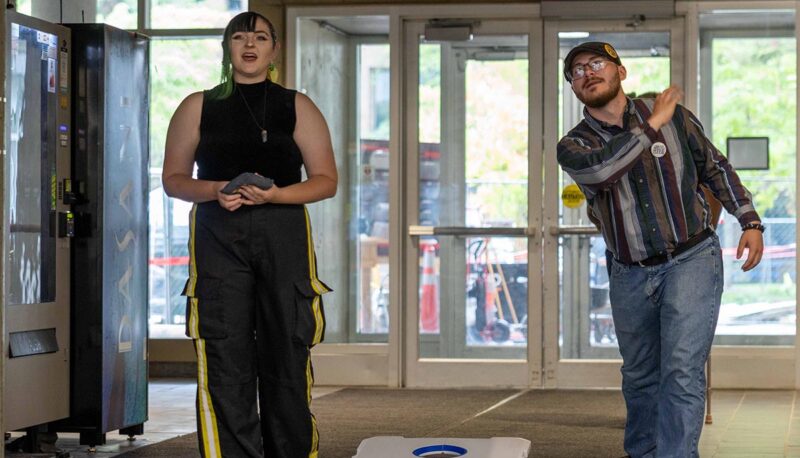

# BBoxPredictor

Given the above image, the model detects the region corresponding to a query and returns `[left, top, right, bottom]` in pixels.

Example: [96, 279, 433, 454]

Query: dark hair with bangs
[210, 12, 278, 100]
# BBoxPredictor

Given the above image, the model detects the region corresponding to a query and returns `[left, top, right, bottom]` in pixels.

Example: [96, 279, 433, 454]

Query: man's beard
[577, 74, 622, 108]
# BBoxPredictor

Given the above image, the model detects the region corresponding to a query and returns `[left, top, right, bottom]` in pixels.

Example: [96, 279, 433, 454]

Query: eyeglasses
[570, 59, 609, 81]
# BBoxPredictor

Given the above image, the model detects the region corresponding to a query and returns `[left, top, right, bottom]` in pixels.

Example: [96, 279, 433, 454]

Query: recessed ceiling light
[559, 32, 590, 39]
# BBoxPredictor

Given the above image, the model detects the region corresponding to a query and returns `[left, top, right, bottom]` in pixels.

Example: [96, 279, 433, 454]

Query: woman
[162, 11, 337, 458]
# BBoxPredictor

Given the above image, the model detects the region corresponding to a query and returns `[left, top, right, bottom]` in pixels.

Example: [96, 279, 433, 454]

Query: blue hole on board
[412, 444, 468, 457]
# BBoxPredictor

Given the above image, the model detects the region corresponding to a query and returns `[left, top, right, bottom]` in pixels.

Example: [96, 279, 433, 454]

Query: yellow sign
[561, 184, 586, 209]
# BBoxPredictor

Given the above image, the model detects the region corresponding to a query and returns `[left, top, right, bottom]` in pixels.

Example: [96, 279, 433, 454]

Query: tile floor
[6, 379, 342, 458]
[6, 382, 800, 457]
[698, 390, 799, 457]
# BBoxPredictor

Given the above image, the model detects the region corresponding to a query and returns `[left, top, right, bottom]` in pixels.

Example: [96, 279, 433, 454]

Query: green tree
[623, 57, 670, 96]
[419, 44, 441, 144]
[150, 38, 222, 170]
[712, 38, 796, 217]
[466, 59, 529, 226]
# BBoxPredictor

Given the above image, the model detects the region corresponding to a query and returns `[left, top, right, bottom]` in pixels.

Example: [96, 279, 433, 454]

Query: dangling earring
[268, 62, 278, 81]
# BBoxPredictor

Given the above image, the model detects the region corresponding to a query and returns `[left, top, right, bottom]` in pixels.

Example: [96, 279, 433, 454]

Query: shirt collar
[583, 97, 637, 136]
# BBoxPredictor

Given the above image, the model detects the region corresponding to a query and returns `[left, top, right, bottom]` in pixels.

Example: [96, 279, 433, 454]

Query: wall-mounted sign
[726, 137, 769, 170]
[561, 183, 586, 209]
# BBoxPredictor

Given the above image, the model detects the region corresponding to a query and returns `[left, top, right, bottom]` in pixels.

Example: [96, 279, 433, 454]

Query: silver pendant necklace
[237, 81, 268, 143]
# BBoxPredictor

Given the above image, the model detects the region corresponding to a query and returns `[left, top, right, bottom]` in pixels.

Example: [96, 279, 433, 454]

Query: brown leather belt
[631, 228, 715, 267]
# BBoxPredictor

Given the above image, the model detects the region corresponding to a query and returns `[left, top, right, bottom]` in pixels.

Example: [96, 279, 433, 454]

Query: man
[557, 42, 764, 458]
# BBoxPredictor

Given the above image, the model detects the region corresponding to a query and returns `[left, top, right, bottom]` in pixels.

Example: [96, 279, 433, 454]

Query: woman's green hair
[208, 11, 278, 100]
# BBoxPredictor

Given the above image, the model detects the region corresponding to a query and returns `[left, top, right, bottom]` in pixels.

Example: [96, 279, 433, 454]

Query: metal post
[705, 356, 713, 424]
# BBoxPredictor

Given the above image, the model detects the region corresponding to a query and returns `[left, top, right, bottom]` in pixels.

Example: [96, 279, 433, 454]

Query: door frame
[283, 2, 800, 390]
[681, 0, 799, 389]
[401, 17, 543, 387]
[542, 17, 686, 388]
[284, 3, 540, 388]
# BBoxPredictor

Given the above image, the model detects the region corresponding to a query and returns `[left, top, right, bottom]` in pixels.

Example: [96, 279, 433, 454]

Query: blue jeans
[609, 235, 722, 458]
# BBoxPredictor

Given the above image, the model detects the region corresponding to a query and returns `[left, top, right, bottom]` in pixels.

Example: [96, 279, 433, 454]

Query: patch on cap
[604, 43, 618, 59]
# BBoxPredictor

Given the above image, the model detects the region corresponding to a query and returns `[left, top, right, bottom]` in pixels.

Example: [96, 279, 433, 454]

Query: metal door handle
[408, 225, 533, 236]
[548, 225, 601, 236]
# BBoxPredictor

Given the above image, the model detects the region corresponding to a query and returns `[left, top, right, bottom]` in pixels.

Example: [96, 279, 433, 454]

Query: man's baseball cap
[563, 41, 622, 82]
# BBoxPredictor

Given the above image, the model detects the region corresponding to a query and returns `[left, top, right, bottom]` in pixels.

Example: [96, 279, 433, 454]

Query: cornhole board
[353, 437, 531, 457]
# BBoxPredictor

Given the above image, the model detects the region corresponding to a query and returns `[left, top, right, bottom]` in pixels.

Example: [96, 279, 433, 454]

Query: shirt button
[645, 203, 650, 208]
[652, 228, 656, 232]
[639, 179, 643, 183]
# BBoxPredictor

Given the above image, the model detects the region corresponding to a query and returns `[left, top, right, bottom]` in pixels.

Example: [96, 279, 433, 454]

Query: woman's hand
[216, 182, 246, 211]
[237, 184, 280, 205]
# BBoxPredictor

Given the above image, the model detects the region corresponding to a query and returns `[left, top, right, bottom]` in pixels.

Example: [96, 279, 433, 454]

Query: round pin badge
[604, 43, 618, 59]
[651, 142, 667, 158]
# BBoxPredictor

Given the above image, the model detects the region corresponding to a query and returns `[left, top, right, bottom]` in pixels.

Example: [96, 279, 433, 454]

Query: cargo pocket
[293, 279, 332, 347]
[182, 277, 227, 339]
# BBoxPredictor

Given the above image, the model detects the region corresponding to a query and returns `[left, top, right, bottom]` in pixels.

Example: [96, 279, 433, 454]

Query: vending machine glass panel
[7, 21, 59, 306]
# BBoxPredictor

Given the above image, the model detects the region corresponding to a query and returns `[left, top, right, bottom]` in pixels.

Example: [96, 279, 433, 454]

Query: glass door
[404, 19, 542, 387]
[542, 18, 685, 387]
[698, 9, 796, 347]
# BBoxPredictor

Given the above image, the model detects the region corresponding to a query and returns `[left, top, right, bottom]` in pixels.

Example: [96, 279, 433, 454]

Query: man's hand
[648, 85, 683, 131]
[737, 224, 764, 272]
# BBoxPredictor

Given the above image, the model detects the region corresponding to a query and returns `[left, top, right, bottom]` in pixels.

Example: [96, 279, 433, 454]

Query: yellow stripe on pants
[194, 336, 222, 458]
[303, 207, 328, 344]
[306, 357, 319, 457]
[303, 207, 322, 458]
[188, 204, 222, 458]
[185, 204, 199, 296]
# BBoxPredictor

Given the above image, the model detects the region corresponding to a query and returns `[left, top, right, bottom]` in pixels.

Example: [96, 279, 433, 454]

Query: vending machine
[4, 14, 149, 451]
[3, 9, 73, 431]
[51, 23, 150, 447]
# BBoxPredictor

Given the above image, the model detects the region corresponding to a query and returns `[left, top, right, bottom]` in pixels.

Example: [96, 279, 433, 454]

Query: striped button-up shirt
[557, 97, 759, 264]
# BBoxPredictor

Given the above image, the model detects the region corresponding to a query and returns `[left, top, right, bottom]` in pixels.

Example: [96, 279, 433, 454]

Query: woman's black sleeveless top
[195, 80, 303, 187]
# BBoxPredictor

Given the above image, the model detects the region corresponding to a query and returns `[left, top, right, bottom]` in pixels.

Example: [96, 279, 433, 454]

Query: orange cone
[419, 241, 439, 333]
